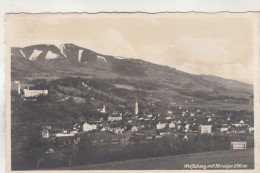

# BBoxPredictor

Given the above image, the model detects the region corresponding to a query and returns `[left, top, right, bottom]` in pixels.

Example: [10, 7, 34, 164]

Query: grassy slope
[64, 148, 254, 170]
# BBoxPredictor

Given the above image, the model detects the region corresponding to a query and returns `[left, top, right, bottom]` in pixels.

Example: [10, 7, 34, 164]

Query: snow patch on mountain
[45, 51, 60, 60]
[97, 55, 107, 62]
[20, 49, 26, 58]
[78, 49, 84, 62]
[114, 56, 126, 59]
[59, 44, 67, 58]
[29, 49, 43, 61]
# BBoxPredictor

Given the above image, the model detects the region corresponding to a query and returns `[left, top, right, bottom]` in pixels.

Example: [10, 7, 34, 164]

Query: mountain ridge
[11, 43, 251, 84]
[11, 43, 253, 111]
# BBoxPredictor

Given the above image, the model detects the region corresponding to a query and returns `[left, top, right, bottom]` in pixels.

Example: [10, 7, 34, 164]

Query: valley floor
[60, 148, 254, 170]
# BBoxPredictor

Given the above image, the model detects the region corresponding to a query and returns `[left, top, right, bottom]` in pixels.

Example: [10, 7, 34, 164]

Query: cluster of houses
[15, 82, 253, 137]
[16, 83, 252, 147]
[14, 82, 253, 152]
[41, 103, 254, 142]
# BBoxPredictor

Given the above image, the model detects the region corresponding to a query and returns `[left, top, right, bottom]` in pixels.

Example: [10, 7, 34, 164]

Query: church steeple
[135, 99, 138, 115]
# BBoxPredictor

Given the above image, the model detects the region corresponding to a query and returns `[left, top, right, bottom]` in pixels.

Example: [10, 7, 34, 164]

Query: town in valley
[11, 68, 254, 169]
[10, 41, 254, 170]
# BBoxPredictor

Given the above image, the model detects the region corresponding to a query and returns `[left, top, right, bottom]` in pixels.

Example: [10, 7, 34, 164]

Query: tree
[18, 126, 51, 169]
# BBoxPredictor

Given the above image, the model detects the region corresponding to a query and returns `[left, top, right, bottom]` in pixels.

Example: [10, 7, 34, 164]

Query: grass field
[63, 148, 254, 170]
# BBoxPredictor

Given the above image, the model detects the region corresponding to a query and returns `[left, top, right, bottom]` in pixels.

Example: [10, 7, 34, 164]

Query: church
[135, 99, 138, 115]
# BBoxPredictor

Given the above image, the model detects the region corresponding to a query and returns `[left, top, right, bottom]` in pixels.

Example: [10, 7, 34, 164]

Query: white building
[248, 126, 254, 133]
[160, 131, 170, 136]
[23, 89, 48, 97]
[231, 141, 247, 150]
[114, 128, 124, 134]
[97, 106, 106, 113]
[216, 124, 229, 132]
[131, 126, 138, 132]
[199, 125, 212, 134]
[147, 114, 153, 118]
[183, 135, 188, 141]
[100, 106, 106, 113]
[41, 126, 51, 138]
[55, 133, 75, 137]
[101, 127, 107, 132]
[41, 130, 50, 139]
[169, 122, 176, 129]
[218, 127, 229, 132]
[232, 123, 242, 127]
[185, 124, 190, 131]
[83, 122, 97, 132]
[70, 130, 78, 134]
[156, 122, 166, 130]
[108, 114, 122, 121]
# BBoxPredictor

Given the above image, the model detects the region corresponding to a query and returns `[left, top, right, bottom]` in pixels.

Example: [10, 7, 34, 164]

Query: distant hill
[11, 43, 253, 111]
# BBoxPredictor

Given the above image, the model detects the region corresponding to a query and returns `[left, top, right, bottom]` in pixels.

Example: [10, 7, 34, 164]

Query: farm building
[199, 125, 212, 134]
[83, 122, 97, 132]
[231, 141, 247, 150]
[216, 124, 229, 132]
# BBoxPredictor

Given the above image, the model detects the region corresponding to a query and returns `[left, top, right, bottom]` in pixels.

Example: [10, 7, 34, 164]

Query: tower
[15, 81, 20, 95]
[101, 106, 106, 114]
[135, 99, 138, 115]
[18, 83, 21, 95]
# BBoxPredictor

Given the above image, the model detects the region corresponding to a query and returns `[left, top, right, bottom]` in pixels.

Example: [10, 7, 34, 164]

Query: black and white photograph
[5, 13, 257, 170]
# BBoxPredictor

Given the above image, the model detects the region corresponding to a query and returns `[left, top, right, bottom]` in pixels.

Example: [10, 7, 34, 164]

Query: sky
[5, 13, 255, 84]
